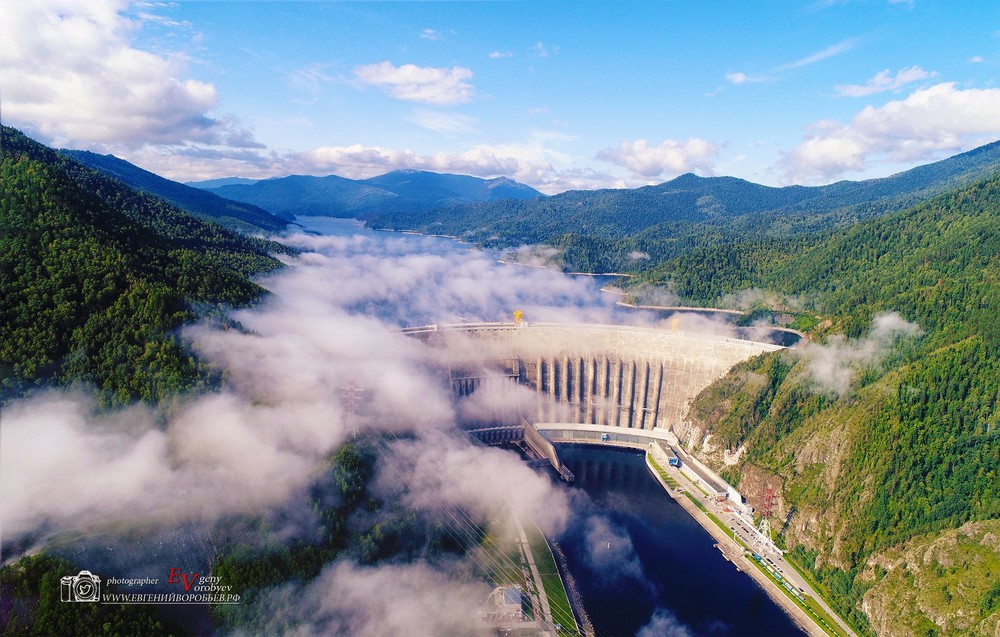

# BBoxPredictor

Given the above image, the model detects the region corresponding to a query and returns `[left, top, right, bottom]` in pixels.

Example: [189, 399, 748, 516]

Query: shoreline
[495, 259, 635, 278]
[615, 300, 746, 315]
[548, 539, 594, 637]
[615, 300, 808, 342]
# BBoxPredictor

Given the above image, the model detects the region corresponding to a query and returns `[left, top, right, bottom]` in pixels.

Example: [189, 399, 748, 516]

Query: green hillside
[62, 149, 291, 232]
[681, 176, 1000, 635]
[0, 127, 286, 403]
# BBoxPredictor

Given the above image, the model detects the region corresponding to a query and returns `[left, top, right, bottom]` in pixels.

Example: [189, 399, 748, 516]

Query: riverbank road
[652, 458, 858, 637]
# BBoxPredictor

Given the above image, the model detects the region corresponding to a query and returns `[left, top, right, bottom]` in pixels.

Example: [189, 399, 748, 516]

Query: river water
[556, 445, 804, 637]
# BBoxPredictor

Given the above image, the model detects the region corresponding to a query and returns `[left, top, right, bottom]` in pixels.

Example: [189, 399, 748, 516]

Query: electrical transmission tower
[753, 484, 777, 554]
[339, 381, 366, 437]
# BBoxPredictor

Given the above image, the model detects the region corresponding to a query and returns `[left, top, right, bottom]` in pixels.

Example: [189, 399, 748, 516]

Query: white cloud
[353, 61, 475, 105]
[727, 37, 858, 86]
[580, 516, 643, 583]
[834, 66, 935, 97]
[725, 71, 766, 85]
[122, 135, 622, 194]
[419, 28, 442, 41]
[781, 38, 858, 70]
[0, 0, 259, 150]
[637, 609, 694, 637]
[117, 144, 279, 183]
[408, 110, 479, 134]
[291, 133, 625, 193]
[297, 144, 520, 180]
[804, 312, 921, 396]
[531, 41, 553, 58]
[968, 55, 986, 63]
[488, 50, 513, 59]
[596, 138, 720, 179]
[534, 167, 631, 193]
[287, 63, 335, 97]
[782, 82, 1000, 183]
[262, 561, 489, 637]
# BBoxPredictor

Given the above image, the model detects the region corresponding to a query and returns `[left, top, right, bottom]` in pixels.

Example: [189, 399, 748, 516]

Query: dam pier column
[648, 361, 663, 430]
[596, 356, 608, 426]
[546, 356, 557, 422]
[535, 356, 544, 423]
[621, 359, 636, 428]
[634, 360, 649, 429]
[576, 356, 584, 419]
[560, 355, 570, 406]
[583, 356, 596, 424]
[608, 358, 622, 427]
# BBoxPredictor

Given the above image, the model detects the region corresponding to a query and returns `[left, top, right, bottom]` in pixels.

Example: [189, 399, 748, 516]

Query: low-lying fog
[1, 217, 778, 635]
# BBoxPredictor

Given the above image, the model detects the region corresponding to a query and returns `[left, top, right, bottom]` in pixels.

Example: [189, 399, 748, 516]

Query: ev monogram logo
[167, 567, 200, 592]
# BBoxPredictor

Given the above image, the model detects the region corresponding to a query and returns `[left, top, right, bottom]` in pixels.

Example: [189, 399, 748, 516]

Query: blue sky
[2, 1, 998, 192]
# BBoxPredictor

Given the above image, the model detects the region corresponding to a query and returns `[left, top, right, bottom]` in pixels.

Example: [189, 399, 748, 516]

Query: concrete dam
[404, 322, 784, 441]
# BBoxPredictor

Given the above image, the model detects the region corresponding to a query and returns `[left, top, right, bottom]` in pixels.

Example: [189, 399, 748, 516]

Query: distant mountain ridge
[186, 176, 258, 189]
[197, 169, 544, 218]
[62, 150, 290, 233]
[360, 139, 1000, 257]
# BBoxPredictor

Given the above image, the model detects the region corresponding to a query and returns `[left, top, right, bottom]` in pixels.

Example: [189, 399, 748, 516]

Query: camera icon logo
[60, 570, 101, 602]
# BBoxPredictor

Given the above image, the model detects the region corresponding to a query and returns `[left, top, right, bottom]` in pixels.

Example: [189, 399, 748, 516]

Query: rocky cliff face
[858, 520, 1000, 637]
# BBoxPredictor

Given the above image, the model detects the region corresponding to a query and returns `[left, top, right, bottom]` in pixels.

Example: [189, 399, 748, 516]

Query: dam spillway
[404, 322, 784, 436]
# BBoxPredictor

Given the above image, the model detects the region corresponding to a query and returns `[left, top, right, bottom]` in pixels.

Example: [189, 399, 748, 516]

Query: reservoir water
[557, 445, 805, 637]
[293, 217, 800, 347]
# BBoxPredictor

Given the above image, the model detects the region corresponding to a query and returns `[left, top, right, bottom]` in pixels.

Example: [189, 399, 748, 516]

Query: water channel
[555, 445, 804, 636]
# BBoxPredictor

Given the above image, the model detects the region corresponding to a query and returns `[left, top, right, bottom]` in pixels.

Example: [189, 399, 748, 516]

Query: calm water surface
[557, 445, 804, 637]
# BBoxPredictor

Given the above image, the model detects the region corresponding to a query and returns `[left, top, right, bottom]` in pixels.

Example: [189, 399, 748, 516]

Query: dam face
[406, 323, 783, 436]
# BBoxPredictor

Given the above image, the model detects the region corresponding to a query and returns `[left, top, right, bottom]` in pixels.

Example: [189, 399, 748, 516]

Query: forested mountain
[62, 150, 290, 233]
[205, 173, 398, 218]
[201, 169, 542, 218]
[0, 126, 286, 403]
[360, 140, 1000, 273]
[676, 176, 1000, 636]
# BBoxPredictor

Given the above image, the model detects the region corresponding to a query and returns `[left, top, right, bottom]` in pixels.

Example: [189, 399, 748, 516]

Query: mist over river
[300, 217, 805, 636]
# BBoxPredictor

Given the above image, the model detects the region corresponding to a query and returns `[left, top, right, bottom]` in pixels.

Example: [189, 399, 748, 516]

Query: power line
[370, 432, 589, 635]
